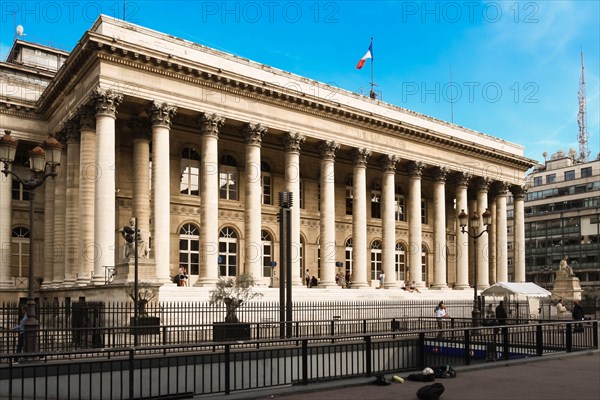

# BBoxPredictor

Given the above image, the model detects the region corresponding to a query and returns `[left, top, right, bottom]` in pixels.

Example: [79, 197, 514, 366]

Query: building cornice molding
[36, 33, 535, 171]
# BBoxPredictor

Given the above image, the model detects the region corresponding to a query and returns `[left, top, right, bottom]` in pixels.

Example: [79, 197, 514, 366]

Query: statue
[120, 217, 149, 260]
[557, 256, 574, 279]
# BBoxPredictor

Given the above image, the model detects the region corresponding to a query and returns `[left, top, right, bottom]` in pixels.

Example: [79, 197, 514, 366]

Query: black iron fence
[0, 320, 597, 400]
[1, 299, 535, 352]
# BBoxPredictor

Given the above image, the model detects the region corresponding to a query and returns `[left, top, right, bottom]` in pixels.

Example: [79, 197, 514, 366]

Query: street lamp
[459, 208, 492, 327]
[0, 130, 62, 353]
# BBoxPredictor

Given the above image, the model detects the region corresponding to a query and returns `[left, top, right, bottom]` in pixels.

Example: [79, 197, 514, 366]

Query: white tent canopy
[481, 282, 552, 298]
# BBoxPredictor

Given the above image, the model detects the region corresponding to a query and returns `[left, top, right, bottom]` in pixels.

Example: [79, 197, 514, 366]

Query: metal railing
[0, 320, 597, 400]
[1, 299, 534, 352]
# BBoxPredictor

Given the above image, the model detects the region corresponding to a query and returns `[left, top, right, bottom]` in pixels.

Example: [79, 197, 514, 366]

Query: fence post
[536, 324, 543, 356]
[302, 339, 308, 385]
[464, 329, 471, 366]
[418, 332, 425, 369]
[593, 321, 598, 349]
[128, 348, 134, 400]
[363, 319, 367, 334]
[502, 327, 510, 360]
[566, 323, 573, 353]
[365, 336, 372, 376]
[224, 344, 231, 394]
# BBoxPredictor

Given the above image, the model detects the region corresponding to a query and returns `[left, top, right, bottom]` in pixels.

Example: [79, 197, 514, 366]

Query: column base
[453, 284, 471, 290]
[194, 277, 219, 287]
[429, 284, 448, 290]
[316, 281, 339, 288]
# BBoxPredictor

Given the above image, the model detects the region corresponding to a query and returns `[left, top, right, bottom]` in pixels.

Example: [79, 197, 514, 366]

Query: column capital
[283, 132, 305, 153]
[196, 113, 225, 137]
[319, 140, 339, 160]
[352, 148, 371, 167]
[511, 184, 527, 199]
[149, 101, 178, 127]
[128, 118, 151, 140]
[76, 105, 96, 131]
[243, 123, 267, 145]
[493, 181, 510, 196]
[474, 176, 492, 192]
[455, 172, 471, 188]
[433, 166, 449, 182]
[380, 154, 399, 172]
[408, 161, 425, 177]
[91, 87, 123, 117]
[64, 120, 80, 144]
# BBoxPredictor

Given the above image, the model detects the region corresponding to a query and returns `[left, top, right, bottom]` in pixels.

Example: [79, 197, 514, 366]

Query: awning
[481, 282, 552, 298]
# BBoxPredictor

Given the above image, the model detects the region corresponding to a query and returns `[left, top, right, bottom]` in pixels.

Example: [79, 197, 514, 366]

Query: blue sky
[1, 1, 598, 163]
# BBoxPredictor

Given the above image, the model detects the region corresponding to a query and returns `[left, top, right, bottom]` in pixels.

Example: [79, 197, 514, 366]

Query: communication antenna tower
[577, 50, 589, 162]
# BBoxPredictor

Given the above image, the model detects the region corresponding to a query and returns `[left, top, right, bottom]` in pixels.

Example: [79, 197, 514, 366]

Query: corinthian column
[476, 178, 491, 289]
[454, 173, 470, 289]
[77, 106, 96, 285]
[319, 141, 339, 288]
[495, 183, 509, 282]
[149, 101, 177, 282]
[52, 132, 67, 286]
[284, 132, 305, 286]
[351, 148, 371, 288]
[129, 119, 152, 257]
[381, 155, 398, 288]
[92, 88, 122, 284]
[408, 161, 425, 288]
[243, 123, 267, 281]
[64, 122, 80, 286]
[196, 113, 224, 286]
[512, 185, 526, 282]
[0, 169, 13, 288]
[431, 167, 448, 289]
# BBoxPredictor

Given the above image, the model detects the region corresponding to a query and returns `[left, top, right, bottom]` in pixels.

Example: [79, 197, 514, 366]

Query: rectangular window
[581, 167, 592, 178]
[346, 186, 353, 215]
[371, 191, 381, 218]
[546, 174, 556, 183]
[12, 180, 30, 201]
[261, 174, 272, 205]
[564, 170, 575, 181]
[421, 200, 427, 224]
[395, 195, 405, 221]
[219, 168, 238, 200]
[533, 176, 542, 186]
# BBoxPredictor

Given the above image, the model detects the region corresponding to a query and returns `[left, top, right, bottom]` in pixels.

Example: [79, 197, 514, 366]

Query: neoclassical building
[0, 16, 535, 302]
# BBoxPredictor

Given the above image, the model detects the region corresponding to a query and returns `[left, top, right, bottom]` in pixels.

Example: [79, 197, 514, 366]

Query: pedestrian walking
[12, 305, 27, 362]
[435, 301, 449, 339]
[495, 300, 508, 325]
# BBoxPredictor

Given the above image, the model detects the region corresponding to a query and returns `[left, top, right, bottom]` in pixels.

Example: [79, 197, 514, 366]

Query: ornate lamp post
[459, 208, 492, 327]
[0, 130, 62, 353]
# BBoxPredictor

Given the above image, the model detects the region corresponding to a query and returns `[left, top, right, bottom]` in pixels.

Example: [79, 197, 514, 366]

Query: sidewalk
[218, 350, 599, 400]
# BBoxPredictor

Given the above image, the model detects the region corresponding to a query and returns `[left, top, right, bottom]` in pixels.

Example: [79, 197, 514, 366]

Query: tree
[209, 274, 263, 323]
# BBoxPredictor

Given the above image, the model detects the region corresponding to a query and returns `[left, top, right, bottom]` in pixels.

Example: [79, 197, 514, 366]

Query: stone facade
[0, 16, 535, 302]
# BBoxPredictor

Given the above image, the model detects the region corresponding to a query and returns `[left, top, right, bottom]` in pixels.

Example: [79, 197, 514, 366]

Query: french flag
[355, 41, 373, 70]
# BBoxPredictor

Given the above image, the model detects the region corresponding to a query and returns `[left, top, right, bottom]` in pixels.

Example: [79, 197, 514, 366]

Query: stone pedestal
[552, 276, 583, 301]
[114, 259, 158, 283]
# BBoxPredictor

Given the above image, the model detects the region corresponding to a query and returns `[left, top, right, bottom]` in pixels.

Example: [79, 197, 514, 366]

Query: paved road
[219, 350, 600, 400]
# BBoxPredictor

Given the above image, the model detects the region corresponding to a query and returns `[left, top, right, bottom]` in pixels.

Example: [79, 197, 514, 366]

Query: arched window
[261, 230, 273, 277]
[395, 242, 406, 281]
[219, 155, 238, 200]
[261, 162, 272, 205]
[12, 227, 30, 277]
[219, 227, 238, 276]
[370, 240, 382, 281]
[180, 148, 200, 195]
[345, 238, 353, 276]
[179, 223, 200, 275]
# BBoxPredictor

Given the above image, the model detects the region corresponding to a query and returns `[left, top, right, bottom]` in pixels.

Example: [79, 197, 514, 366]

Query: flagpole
[369, 37, 375, 99]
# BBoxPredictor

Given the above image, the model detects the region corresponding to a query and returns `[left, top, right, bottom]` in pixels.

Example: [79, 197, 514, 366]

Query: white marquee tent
[481, 282, 553, 320]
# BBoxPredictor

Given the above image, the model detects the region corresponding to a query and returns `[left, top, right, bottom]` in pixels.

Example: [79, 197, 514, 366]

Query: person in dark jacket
[572, 300, 584, 321]
[495, 301, 508, 325]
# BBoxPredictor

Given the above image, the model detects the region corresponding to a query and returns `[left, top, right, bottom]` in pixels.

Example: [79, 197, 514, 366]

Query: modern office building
[507, 152, 600, 290]
[0, 16, 535, 303]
